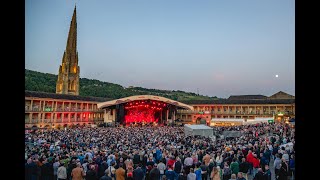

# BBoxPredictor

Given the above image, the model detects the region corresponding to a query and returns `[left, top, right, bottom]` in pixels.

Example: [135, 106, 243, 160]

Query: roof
[25, 90, 112, 102]
[268, 91, 295, 99]
[180, 99, 295, 105]
[184, 124, 213, 130]
[228, 95, 267, 100]
[97, 95, 194, 110]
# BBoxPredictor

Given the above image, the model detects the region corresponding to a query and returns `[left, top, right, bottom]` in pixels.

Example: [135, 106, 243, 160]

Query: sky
[25, 0, 295, 98]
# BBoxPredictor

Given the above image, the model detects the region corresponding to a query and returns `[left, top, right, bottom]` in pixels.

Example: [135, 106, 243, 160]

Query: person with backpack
[106, 161, 116, 180]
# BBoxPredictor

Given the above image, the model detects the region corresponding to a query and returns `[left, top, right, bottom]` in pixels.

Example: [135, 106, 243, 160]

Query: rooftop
[180, 98, 295, 105]
[25, 90, 112, 102]
[228, 95, 267, 100]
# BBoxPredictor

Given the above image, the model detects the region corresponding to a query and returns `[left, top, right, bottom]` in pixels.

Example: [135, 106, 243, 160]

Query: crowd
[25, 122, 295, 180]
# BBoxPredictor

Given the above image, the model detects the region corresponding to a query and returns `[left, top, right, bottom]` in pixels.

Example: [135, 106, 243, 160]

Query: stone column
[51, 112, 53, 123]
[173, 110, 176, 121]
[29, 113, 32, 123]
[30, 100, 33, 111]
[43, 101, 47, 111]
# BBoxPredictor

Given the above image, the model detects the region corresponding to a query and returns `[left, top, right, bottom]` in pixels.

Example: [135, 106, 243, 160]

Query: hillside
[25, 69, 217, 101]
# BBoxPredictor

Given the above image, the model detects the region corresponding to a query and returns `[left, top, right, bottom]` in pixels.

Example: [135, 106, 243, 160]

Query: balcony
[177, 110, 276, 116]
[43, 119, 53, 123]
[29, 119, 39, 123]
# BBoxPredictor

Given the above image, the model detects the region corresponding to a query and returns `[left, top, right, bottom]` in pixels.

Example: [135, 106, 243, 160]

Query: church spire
[56, 5, 80, 95]
[66, 5, 77, 55]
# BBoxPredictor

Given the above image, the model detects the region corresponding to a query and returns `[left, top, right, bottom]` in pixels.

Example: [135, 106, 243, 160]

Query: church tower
[56, 5, 80, 95]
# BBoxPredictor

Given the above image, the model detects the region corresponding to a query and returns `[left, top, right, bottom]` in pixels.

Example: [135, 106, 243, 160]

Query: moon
[275, 74, 279, 78]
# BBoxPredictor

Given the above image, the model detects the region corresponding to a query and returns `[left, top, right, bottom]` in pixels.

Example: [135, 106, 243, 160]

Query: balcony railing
[177, 110, 281, 116]
[43, 119, 53, 123]
[27, 119, 39, 123]
[25, 108, 104, 112]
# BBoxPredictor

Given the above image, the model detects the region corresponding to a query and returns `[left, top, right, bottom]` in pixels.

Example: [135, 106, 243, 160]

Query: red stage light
[124, 101, 159, 124]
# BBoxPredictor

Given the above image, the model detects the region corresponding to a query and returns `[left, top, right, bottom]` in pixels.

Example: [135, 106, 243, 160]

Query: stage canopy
[97, 95, 194, 110]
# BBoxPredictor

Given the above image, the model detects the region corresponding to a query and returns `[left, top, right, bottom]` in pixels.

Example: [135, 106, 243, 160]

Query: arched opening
[72, 80, 76, 90]
[196, 117, 207, 124]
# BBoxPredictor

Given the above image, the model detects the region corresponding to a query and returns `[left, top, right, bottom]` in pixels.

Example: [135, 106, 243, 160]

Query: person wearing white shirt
[57, 163, 67, 180]
[157, 160, 166, 179]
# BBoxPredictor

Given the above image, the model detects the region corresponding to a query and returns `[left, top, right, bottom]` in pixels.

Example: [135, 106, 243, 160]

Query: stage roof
[97, 95, 194, 110]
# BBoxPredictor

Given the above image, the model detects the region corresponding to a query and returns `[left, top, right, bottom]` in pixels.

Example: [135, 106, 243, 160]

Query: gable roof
[181, 98, 295, 105]
[268, 91, 295, 99]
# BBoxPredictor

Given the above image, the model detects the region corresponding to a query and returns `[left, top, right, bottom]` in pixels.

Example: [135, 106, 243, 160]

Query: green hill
[25, 69, 217, 101]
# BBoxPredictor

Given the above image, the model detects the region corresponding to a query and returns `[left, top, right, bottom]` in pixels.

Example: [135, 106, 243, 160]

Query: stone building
[56, 6, 80, 95]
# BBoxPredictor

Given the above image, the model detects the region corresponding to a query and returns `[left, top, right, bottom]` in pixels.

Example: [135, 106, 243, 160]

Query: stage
[97, 95, 194, 126]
